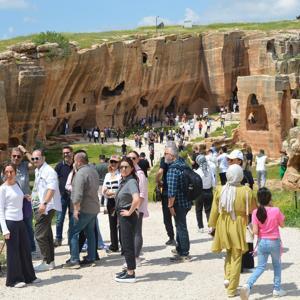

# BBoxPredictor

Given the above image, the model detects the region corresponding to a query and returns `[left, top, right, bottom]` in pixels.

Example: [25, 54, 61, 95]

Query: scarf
[219, 164, 244, 220]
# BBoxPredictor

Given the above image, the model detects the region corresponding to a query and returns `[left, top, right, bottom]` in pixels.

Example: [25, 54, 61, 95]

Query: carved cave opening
[142, 52, 148, 64]
[102, 81, 125, 98]
[72, 103, 77, 112]
[288, 44, 294, 56]
[165, 96, 177, 114]
[140, 96, 148, 107]
[246, 94, 269, 131]
[72, 119, 83, 133]
[83, 98, 86, 104]
[66, 102, 71, 113]
[53, 109, 57, 117]
[266, 40, 276, 56]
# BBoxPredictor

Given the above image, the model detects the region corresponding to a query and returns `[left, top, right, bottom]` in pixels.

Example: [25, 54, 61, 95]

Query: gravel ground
[0, 203, 299, 300]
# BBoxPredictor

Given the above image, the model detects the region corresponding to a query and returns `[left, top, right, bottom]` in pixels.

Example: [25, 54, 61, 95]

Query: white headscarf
[219, 164, 244, 220]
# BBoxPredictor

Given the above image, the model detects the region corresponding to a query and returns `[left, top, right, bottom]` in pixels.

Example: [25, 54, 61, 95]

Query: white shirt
[217, 153, 228, 173]
[0, 183, 24, 235]
[256, 155, 267, 171]
[32, 162, 61, 213]
[93, 131, 99, 138]
[194, 168, 216, 189]
[102, 171, 121, 198]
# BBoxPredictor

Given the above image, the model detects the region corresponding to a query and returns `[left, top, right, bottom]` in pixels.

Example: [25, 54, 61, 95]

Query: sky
[0, 0, 300, 40]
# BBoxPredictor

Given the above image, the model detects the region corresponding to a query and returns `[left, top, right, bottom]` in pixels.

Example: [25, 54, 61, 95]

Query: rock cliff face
[0, 30, 299, 155]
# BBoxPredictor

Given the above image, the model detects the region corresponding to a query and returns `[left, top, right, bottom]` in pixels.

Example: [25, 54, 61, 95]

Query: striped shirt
[102, 171, 121, 199]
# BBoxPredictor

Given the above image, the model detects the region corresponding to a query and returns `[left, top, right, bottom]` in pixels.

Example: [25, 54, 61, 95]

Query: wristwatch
[43, 202, 48, 206]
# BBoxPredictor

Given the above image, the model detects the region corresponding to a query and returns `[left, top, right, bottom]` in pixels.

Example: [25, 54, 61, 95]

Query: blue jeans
[174, 206, 190, 256]
[55, 196, 71, 242]
[23, 215, 36, 252]
[69, 212, 97, 262]
[96, 218, 105, 248]
[257, 170, 267, 189]
[247, 239, 282, 291]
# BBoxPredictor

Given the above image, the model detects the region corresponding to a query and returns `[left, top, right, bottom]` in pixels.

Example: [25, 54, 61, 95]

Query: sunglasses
[120, 165, 130, 170]
[63, 152, 71, 156]
[127, 156, 137, 160]
[12, 155, 21, 158]
[110, 160, 118, 164]
[31, 157, 41, 162]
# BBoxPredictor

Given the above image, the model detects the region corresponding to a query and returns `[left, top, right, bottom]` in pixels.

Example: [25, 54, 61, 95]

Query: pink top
[252, 206, 285, 239]
[135, 166, 149, 218]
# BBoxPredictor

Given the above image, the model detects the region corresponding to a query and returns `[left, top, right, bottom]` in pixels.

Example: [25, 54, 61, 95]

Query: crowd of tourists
[0, 115, 288, 299]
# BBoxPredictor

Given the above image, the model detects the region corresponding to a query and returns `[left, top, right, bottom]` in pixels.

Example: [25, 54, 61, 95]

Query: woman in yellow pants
[208, 164, 257, 297]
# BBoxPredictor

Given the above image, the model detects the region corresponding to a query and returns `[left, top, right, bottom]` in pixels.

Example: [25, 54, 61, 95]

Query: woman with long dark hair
[114, 157, 140, 283]
[240, 188, 286, 299]
[0, 163, 40, 287]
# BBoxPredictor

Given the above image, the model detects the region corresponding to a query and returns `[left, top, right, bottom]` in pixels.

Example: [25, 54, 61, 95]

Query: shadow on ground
[35, 274, 82, 287]
[252, 282, 299, 299]
[137, 271, 192, 282]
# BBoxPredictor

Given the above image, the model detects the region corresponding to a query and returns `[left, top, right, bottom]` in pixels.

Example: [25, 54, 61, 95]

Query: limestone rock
[37, 42, 59, 52]
[9, 42, 36, 53]
[0, 51, 14, 60]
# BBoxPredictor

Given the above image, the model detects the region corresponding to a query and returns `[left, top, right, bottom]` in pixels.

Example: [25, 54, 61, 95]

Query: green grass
[148, 162, 161, 203]
[210, 123, 239, 138]
[252, 164, 280, 180]
[1, 20, 300, 52]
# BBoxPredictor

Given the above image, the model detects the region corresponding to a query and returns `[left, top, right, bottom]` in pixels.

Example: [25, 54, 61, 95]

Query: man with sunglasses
[31, 149, 61, 272]
[54, 146, 74, 247]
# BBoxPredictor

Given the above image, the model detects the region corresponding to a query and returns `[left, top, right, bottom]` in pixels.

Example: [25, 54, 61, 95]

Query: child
[240, 187, 286, 299]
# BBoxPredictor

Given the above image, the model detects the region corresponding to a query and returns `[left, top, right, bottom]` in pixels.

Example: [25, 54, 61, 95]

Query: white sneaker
[224, 279, 230, 288]
[48, 261, 55, 270]
[14, 282, 26, 288]
[273, 289, 287, 297]
[32, 278, 42, 284]
[34, 261, 48, 272]
[240, 284, 250, 300]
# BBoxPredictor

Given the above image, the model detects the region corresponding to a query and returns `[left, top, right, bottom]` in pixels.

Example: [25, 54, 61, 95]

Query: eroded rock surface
[0, 30, 299, 154]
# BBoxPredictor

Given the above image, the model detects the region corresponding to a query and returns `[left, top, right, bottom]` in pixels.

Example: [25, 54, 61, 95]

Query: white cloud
[138, 16, 173, 27]
[0, 0, 29, 9]
[23, 16, 36, 23]
[183, 8, 201, 24]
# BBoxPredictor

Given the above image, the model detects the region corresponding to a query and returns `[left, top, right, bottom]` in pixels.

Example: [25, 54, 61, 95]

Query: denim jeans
[257, 170, 267, 189]
[174, 206, 190, 256]
[69, 212, 97, 262]
[247, 239, 282, 291]
[96, 217, 105, 248]
[55, 196, 71, 242]
[23, 215, 36, 252]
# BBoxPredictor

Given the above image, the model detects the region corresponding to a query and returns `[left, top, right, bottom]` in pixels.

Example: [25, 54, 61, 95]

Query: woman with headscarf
[194, 155, 216, 233]
[208, 164, 257, 298]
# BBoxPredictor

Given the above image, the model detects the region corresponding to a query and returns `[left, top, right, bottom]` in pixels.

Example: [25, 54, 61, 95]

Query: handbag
[23, 197, 33, 219]
[246, 223, 254, 243]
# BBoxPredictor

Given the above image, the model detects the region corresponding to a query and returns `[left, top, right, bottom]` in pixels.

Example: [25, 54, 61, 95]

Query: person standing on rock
[166, 143, 192, 262]
[54, 146, 74, 247]
[31, 149, 61, 272]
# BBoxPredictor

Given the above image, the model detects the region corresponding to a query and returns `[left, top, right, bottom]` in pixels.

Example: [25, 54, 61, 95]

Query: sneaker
[115, 272, 136, 283]
[224, 279, 230, 288]
[31, 278, 42, 284]
[165, 239, 176, 246]
[170, 255, 191, 263]
[54, 239, 62, 247]
[108, 245, 119, 252]
[63, 261, 80, 269]
[34, 261, 50, 272]
[115, 270, 127, 278]
[79, 258, 96, 267]
[273, 289, 287, 297]
[240, 284, 250, 300]
[14, 282, 26, 288]
[48, 261, 55, 270]
[171, 249, 178, 256]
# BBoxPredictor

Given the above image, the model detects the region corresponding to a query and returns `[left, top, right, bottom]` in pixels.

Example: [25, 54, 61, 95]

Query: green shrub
[33, 31, 70, 58]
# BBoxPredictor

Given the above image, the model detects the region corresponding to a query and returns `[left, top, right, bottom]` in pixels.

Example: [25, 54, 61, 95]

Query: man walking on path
[165, 143, 192, 262]
[32, 149, 61, 272]
[255, 149, 268, 189]
[54, 146, 74, 247]
[64, 151, 100, 269]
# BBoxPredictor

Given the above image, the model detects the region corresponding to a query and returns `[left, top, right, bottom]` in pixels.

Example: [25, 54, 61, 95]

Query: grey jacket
[71, 164, 100, 214]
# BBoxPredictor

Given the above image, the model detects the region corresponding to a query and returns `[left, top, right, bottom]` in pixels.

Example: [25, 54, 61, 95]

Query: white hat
[227, 149, 244, 161]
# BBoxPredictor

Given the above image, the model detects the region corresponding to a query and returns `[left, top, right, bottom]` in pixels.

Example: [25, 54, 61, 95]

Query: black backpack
[169, 163, 203, 202]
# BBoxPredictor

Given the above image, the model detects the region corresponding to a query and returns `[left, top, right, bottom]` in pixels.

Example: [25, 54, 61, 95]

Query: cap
[227, 149, 244, 161]
[109, 155, 120, 162]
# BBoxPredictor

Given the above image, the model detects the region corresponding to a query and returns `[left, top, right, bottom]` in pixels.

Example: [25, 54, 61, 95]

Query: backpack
[169, 163, 203, 202]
